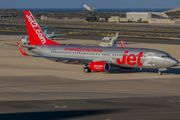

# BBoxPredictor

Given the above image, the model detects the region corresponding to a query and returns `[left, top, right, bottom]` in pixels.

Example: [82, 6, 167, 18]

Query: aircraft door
[43, 47, 47, 56]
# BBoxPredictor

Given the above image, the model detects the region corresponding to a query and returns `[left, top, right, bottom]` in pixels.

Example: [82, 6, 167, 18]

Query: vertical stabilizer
[121, 39, 126, 47]
[51, 31, 55, 36]
[43, 25, 48, 36]
[24, 11, 60, 45]
[115, 32, 118, 38]
[113, 32, 118, 42]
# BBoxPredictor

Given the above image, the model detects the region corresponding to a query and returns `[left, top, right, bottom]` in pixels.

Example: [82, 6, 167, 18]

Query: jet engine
[89, 61, 110, 71]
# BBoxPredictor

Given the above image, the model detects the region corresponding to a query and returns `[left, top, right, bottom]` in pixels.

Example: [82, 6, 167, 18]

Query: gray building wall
[126, 12, 149, 21]
[126, 12, 169, 22]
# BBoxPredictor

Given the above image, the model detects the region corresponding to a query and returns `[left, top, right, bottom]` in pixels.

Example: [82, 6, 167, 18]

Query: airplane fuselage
[102, 36, 117, 42]
[29, 45, 178, 70]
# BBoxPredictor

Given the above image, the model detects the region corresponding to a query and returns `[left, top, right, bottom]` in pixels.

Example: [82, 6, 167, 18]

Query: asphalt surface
[0, 87, 180, 120]
[0, 75, 180, 120]
[1, 29, 180, 120]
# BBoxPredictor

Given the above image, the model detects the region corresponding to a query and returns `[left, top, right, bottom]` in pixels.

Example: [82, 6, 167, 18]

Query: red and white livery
[17, 11, 178, 75]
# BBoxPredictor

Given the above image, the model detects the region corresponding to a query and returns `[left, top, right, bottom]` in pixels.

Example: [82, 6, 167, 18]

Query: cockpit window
[167, 55, 171, 58]
[161, 55, 172, 58]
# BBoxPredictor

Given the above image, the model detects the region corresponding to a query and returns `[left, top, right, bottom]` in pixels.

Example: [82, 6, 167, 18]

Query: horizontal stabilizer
[17, 42, 29, 56]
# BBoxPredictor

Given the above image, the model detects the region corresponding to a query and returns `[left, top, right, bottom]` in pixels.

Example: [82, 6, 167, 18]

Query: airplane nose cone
[170, 59, 178, 67]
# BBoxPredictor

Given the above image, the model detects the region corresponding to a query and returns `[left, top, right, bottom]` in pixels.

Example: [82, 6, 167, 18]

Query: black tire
[158, 71, 162, 75]
[84, 67, 91, 73]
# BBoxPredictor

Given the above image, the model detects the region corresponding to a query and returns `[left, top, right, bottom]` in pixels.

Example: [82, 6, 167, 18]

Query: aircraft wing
[34, 55, 92, 64]
[102, 37, 112, 41]
[32, 55, 115, 65]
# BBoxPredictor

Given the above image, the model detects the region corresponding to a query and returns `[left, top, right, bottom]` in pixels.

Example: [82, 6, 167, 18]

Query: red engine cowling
[89, 61, 110, 71]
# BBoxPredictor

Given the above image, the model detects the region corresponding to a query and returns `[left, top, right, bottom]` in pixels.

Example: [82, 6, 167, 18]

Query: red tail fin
[24, 11, 60, 45]
[121, 39, 126, 47]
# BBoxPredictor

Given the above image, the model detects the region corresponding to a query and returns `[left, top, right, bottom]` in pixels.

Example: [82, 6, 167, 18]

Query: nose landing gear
[158, 71, 162, 75]
[158, 68, 168, 75]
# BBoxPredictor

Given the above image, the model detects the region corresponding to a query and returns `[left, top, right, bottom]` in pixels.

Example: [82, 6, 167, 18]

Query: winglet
[121, 39, 126, 47]
[17, 42, 29, 56]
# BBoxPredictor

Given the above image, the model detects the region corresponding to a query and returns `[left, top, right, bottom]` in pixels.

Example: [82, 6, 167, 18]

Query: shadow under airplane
[0, 109, 123, 120]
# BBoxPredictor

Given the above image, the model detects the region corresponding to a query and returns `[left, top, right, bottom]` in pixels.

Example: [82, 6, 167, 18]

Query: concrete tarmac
[0, 36, 180, 120]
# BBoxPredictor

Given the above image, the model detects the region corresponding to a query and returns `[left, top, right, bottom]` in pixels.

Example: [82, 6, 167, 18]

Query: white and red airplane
[102, 32, 119, 44]
[17, 11, 178, 75]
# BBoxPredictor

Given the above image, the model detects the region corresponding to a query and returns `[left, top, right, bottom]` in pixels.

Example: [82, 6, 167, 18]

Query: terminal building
[108, 16, 120, 23]
[126, 12, 169, 22]
[108, 12, 176, 24]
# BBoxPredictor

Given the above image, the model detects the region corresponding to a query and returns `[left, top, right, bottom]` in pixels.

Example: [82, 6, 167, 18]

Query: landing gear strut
[158, 71, 162, 75]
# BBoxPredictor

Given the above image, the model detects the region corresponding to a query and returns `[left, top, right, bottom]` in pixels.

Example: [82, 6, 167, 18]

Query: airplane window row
[112, 54, 144, 57]
[51, 51, 101, 55]
[50, 51, 145, 57]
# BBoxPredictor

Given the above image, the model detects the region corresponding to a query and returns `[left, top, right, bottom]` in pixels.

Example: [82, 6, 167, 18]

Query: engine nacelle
[89, 61, 110, 72]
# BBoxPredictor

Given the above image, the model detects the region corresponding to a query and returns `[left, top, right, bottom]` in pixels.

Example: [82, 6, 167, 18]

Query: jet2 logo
[26, 13, 46, 44]
[26, 14, 37, 28]
[117, 51, 143, 66]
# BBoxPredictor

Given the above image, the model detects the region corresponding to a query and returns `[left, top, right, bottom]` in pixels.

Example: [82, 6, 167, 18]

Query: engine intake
[89, 61, 110, 71]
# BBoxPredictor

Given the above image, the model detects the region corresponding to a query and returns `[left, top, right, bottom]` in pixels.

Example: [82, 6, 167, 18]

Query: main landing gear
[84, 65, 91, 73]
[158, 71, 162, 75]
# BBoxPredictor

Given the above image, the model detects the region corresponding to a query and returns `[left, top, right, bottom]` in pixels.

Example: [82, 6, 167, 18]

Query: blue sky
[0, 0, 179, 9]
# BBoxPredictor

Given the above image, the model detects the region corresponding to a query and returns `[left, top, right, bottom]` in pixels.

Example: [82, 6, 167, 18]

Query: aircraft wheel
[84, 67, 91, 73]
[158, 71, 162, 75]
